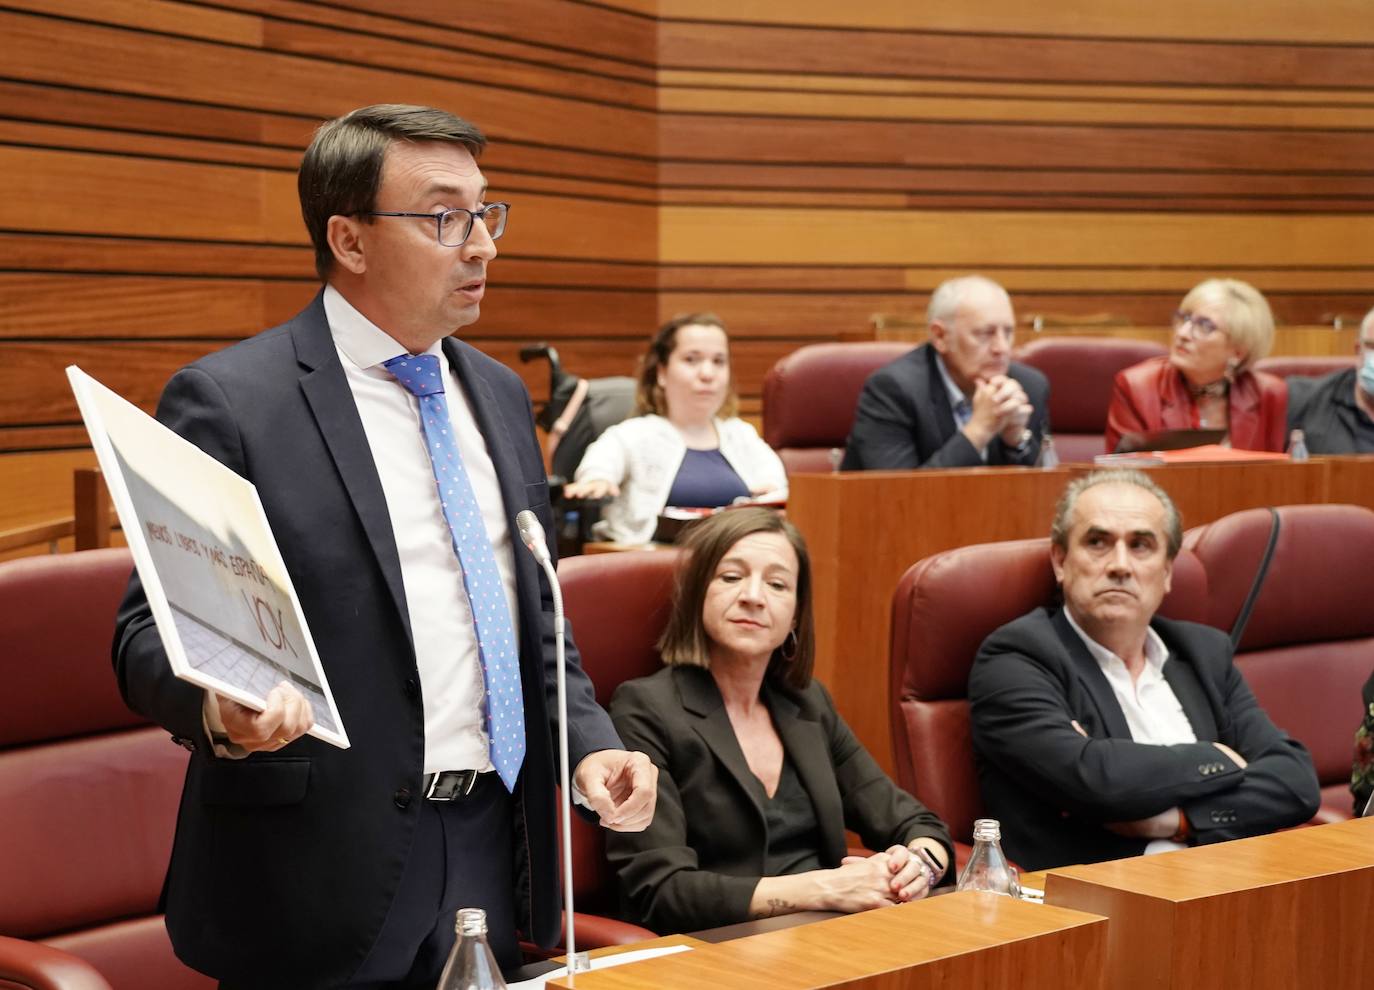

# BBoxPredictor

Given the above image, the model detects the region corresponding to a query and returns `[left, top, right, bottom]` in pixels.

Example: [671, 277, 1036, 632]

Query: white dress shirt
[205, 287, 522, 770]
[1063, 609, 1196, 854]
[323, 286, 520, 774]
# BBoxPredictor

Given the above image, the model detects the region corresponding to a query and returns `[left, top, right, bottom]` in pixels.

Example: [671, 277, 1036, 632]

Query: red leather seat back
[762, 342, 912, 472]
[1254, 356, 1357, 380]
[1015, 337, 1167, 460]
[889, 535, 1207, 843]
[1184, 504, 1374, 817]
[556, 550, 681, 913]
[0, 549, 213, 989]
[0, 550, 146, 748]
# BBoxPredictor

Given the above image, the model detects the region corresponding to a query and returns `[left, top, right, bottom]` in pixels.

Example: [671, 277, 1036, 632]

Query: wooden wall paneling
[659, 20, 1374, 88]
[317, 0, 657, 68]
[656, 265, 1374, 296]
[658, 86, 1374, 132]
[660, 114, 1374, 173]
[0, 275, 316, 338]
[658, 208, 1374, 268]
[658, 0, 1374, 45]
[0, 450, 102, 530]
[1, 10, 657, 159]
[0, 146, 300, 242]
[0, 341, 232, 426]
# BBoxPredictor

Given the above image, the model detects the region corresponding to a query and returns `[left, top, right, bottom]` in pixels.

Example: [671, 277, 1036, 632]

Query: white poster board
[68, 366, 348, 749]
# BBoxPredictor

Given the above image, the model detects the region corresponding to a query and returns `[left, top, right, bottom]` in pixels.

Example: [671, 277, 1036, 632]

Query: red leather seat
[1254, 355, 1358, 380]
[1014, 337, 1167, 462]
[549, 549, 682, 948]
[0, 549, 213, 990]
[1183, 504, 1374, 823]
[762, 342, 912, 474]
[888, 535, 1208, 866]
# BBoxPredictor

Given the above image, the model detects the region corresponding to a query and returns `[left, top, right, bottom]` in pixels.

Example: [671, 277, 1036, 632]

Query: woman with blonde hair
[1106, 279, 1287, 452]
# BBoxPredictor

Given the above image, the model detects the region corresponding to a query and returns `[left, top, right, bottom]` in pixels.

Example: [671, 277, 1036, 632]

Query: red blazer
[1105, 356, 1288, 453]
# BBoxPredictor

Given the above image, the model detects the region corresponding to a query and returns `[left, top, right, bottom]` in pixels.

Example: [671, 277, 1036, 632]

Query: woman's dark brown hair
[657, 507, 815, 689]
[635, 312, 739, 418]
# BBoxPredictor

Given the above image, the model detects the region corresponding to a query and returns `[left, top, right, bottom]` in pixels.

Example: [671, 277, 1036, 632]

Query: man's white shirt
[1063, 608, 1196, 853]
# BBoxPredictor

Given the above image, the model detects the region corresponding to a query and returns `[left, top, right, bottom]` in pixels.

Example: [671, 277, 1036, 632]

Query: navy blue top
[665, 448, 750, 508]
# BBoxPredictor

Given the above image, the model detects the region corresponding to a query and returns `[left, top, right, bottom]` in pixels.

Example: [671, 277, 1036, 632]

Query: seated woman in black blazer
[605, 508, 954, 934]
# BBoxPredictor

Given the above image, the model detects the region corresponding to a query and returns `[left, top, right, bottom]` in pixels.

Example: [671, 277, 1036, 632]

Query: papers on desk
[509, 945, 694, 989]
[67, 366, 348, 749]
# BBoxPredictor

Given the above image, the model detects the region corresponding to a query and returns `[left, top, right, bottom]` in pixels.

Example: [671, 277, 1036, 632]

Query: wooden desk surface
[548, 891, 1106, 989]
[1044, 818, 1374, 990]
[787, 455, 1374, 774]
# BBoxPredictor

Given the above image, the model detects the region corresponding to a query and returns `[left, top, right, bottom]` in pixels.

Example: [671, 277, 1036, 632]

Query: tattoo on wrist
[752, 898, 795, 919]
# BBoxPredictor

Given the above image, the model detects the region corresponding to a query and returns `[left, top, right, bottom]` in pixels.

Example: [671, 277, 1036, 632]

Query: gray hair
[1051, 469, 1183, 560]
[298, 104, 487, 281]
[926, 275, 1010, 327]
[1361, 305, 1374, 339]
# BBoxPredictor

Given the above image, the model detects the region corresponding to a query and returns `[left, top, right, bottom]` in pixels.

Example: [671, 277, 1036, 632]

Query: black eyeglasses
[357, 202, 509, 246]
[1172, 310, 1223, 338]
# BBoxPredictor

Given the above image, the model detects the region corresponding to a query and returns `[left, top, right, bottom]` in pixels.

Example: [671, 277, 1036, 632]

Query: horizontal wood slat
[658, 0, 1374, 45]
[659, 19, 1374, 87]
[659, 208, 1374, 268]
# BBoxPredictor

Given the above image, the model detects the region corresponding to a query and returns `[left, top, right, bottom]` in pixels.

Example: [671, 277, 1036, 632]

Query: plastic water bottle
[956, 819, 1019, 897]
[1039, 433, 1059, 469]
[436, 908, 507, 990]
[1289, 428, 1309, 463]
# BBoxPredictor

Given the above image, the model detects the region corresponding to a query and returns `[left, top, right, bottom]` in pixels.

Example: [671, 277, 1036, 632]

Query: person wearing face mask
[1106, 278, 1287, 453]
[605, 509, 954, 934]
[565, 314, 787, 544]
[1286, 305, 1374, 454]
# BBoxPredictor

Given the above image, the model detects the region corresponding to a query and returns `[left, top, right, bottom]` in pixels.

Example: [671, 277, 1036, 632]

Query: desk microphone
[514, 509, 586, 978]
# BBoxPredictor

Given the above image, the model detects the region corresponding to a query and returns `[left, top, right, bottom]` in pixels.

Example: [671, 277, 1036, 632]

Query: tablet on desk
[1114, 428, 1228, 454]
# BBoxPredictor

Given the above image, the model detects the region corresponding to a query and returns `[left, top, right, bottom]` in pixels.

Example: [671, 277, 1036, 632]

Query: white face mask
[1361, 348, 1374, 398]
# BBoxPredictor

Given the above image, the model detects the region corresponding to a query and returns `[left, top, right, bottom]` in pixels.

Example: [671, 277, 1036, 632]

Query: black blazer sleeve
[970, 623, 1246, 823]
[813, 680, 953, 865]
[844, 362, 984, 471]
[605, 676, 761, 934]
[1175, 643, 1321, 842]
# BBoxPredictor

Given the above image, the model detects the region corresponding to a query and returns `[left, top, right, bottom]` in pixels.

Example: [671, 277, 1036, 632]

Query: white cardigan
[573, 415, 788, 544]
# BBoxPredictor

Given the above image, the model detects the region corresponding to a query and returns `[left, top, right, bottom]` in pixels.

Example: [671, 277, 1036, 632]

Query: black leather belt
[423, 769, 489, 801]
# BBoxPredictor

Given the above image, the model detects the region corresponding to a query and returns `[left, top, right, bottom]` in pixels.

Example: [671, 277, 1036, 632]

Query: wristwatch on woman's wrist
[909, 843, 947, 886]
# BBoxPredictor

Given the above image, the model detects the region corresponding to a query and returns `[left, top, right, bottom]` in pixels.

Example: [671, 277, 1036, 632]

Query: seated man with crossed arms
[968, 469, 1319, 871]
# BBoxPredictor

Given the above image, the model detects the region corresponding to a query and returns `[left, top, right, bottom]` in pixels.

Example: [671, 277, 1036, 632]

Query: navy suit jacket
[841, 342, 1050, 470]
[113, 293, 621, 988]
[968, 608, 1320, 871]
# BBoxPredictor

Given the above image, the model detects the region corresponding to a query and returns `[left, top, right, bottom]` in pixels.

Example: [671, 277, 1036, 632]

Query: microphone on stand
[515, 509, 588, 979]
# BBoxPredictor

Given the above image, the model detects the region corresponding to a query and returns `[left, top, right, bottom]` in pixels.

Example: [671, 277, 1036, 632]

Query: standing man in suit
[841, 275, 1049, 470]
[113, 104, 657, 990]
[968, 469, 1319, 871]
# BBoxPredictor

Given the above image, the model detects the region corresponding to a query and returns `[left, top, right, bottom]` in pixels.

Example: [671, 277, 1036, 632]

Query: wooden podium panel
[1044, 817, 1374, 990]
[549, 891, 1106, 989]
[787, 457, 1374, 774]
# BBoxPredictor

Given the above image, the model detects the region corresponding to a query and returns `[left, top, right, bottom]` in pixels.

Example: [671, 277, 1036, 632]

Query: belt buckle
[425, 769, 479, 801]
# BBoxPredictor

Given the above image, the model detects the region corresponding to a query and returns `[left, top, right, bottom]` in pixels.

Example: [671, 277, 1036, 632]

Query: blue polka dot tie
[384, 353, 525, 791]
